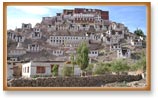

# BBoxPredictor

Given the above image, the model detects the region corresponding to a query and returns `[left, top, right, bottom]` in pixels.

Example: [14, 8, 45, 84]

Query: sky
[7, 6, 147, 34]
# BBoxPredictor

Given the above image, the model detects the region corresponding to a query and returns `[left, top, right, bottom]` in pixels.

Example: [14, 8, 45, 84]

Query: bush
[110, 59, 130, 74]
[85, 64, 94, 72]
[62, 65, 73, 77]
[93, 62, 111, 75]
[130, 50, 146, 72]
[52, 64, 58, 76]
[130, 57, 146, 72]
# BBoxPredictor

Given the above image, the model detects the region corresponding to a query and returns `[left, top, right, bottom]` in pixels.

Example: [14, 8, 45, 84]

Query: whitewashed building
[52, 49, 64, 56]
[7, 30, 15, 40]
[22, 23, 32, 30]
[7, 30, 25, 42]
[117, 47, 131, 58]
[48, 35, 88, 47]
[27, 44, 41, 52]
[88, 33, 102, 43]
[110, 44, 121, 51]
[8, 42, 26, 56]
[131, 39, 142, 47]
[22, 61, 81, 78]
[88, 50, 99, 57]
[14, 34, 25, 42]
[31, 31, 42, 39]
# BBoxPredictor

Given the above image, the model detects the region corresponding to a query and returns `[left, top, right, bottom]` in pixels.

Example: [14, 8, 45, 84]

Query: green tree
[76, 42, 89, 74]
[135, 51, 146, 71]
[111, 59, 129, 74]
[62, 65, 73, 77]
[70, 53, 75, 74]
[52, 64, 58, 76]
[93, 62, 111, 75]
[85, 64, 94, 72]
[130, 50, 146, 72]
[134, 28, 144, 37]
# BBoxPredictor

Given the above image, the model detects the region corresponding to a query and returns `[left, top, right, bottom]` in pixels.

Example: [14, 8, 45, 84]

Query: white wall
[52, 50, 64, 56]
[27, 44, 41, 52]
[49, 36, 88, 46]
[88, 50, 99, 57]
[131, 40, 143, 46]
[30, 62, 52, 77]
[117, 49, 131, 58]
[8, 49, 26, 56]
[22, 62, 31, 78]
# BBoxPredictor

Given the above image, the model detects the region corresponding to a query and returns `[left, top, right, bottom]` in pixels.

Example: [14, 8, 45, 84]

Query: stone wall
[7, 74, 142, 87]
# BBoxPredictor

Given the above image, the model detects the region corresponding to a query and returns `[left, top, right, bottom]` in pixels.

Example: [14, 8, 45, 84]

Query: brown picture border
[3, 2, 151, 91]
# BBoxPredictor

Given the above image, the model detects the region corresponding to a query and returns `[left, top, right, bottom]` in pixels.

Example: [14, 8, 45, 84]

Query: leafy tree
[93, 62, 111, 75]
[85, 64, 94, 72]
[137, 51, 146, 71]
[62, 65, 73, 77]
[130, 50, 146, 72]
[76, 42, 89, 71]
[111, 59, 129, 74]
[52, 64, 58, 76]
[134, 28, 144, 37]
[70, 53, 75, 74]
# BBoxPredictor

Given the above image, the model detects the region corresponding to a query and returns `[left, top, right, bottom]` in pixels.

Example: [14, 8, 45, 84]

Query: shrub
[85, 64, 94, 72]
[110, 59, 130, 74]
[130, 50, 146, 72]
[52, 64, 58, 76]
[93, 62, 111, 75]
[62, 65, 73, 77]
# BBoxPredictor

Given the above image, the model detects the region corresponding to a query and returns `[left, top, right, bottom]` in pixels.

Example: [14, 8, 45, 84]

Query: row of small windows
[51, 40, 64, 43]
[53, 51, 63, 54]
[111, 45, 120, 48]
[118, 50, 130, 52]
[134, 42, 142, 45]
[50, 36, 87, 40]
[10, 50, 25, 54]
[23, 67, 29, 73]
[89, 51, 98, 54]
[75, 18, 94, 21]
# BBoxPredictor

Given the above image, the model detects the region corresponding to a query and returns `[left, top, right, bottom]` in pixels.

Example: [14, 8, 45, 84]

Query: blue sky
[7, 6, 147, 34]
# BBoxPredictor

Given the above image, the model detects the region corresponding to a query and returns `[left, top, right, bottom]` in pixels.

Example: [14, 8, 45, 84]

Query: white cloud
[11, 6, 92, 15]
[12, 6, 51, 15]
[7, 17, 41, 30]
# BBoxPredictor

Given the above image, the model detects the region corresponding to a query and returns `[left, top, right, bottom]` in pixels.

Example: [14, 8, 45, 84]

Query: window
[36, 66, 45, 73]
[27, 67, 29, 73]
